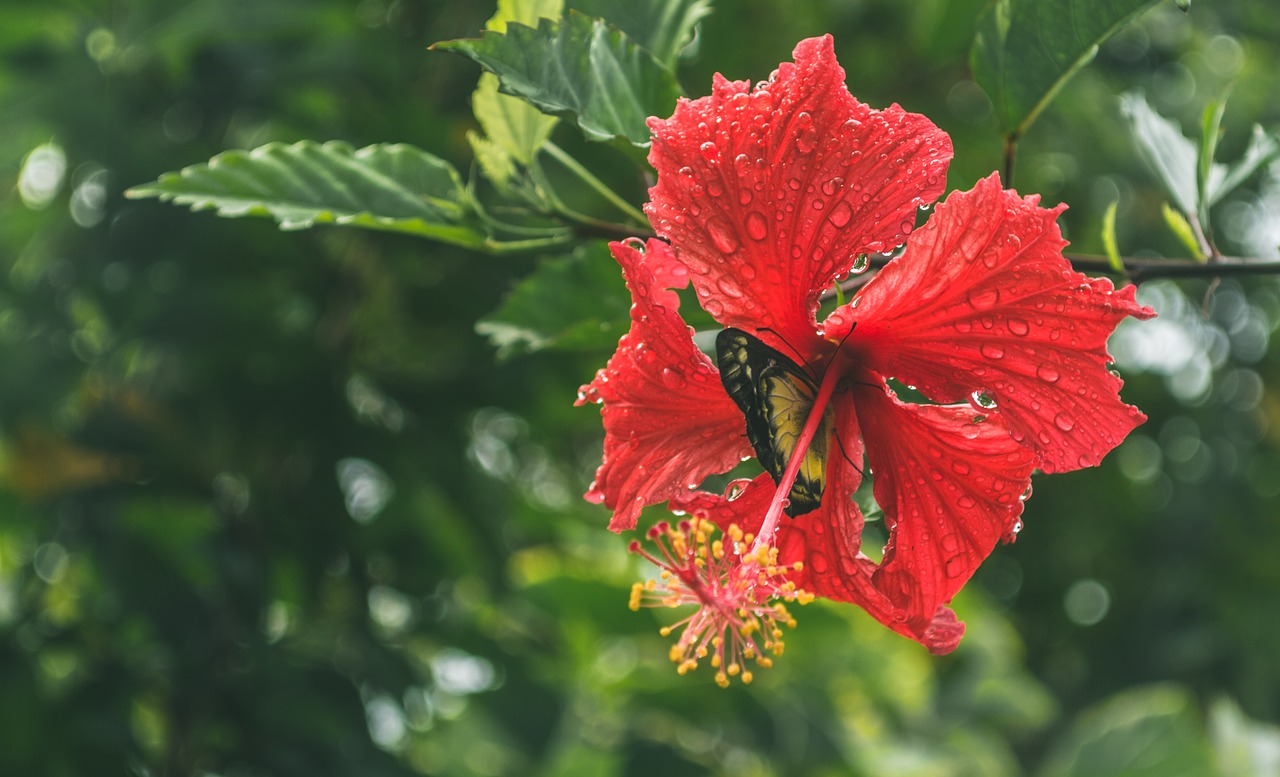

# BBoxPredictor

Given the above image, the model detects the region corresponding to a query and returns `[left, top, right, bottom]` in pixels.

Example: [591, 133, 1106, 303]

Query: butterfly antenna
[755, 327, 807, 364]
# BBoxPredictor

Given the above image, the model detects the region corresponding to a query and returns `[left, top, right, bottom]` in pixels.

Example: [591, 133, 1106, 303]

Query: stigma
[628, 519, 812, 687]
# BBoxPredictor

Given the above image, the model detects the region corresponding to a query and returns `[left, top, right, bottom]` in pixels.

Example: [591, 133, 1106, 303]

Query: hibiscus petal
[670, 398, 967, 653]
[578, 239, 752, 531]
[835, 173, 1155, 472]
[646, 34, 951, 354]
[853, 382, 1036, 643]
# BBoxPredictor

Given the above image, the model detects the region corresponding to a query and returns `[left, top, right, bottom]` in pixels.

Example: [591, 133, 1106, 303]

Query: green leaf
[972, 0, 1164, 137]
[1198, 95, 1227, 222]
[468, 0, 563, 187]
[468, 126, 519, 189]
[1121, 91, 1280, 218]
[1039, 685, 1216, 777]
[1119, 90, 1199, 215]
[1101, 199, 1123, 272]
[1161, 202, 1207, 261]
[127, 141, 488, 248]
[433, 12, 682, 148]
[1212, 123, 1280, 205]
[476, 242, 629, 359]
[567, 0, 714, 66]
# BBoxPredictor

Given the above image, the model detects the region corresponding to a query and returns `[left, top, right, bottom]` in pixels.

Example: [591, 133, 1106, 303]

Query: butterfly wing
[716, 328, 830, 516]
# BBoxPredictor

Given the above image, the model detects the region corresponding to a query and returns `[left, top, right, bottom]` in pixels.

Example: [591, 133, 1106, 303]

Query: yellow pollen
[626, 519, 813, 689]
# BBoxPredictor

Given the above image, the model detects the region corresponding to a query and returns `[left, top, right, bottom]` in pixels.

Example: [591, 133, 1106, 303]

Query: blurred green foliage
[2, 1, 1280, 776]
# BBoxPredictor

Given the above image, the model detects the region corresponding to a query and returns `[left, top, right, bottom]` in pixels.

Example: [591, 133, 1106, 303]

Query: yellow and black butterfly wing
[716, 328, 831, 516]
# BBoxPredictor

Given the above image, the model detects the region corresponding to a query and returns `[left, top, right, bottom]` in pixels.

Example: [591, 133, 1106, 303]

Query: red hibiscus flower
[578, 35, 1154, 655]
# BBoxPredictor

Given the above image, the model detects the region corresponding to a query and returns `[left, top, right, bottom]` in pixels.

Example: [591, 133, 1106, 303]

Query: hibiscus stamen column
[749, 350, 848, 557]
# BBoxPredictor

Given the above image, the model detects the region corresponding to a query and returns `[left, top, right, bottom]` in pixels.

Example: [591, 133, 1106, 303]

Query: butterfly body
[715, 328, 833, 516]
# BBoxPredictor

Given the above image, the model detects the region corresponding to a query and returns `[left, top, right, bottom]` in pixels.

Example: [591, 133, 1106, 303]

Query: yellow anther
[741, 671, 753, 684]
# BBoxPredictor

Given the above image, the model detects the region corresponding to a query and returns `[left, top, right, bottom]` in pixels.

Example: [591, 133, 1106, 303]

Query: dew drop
[794, 111, 817, 153]
[957, 495, 977, 509]
[829, 201, 853, 228]
[980, 343, 1005, 360]
[706, 217, 740, 253]
[951, 460, 971, 475]
[968, 287, 1000, 310]
[745, 211, 768, 241]
[953, 320, 973, 333]
[945, 556, 967, 579]
[1007, 318, 1030, 336]
[706, 179, 724, 197]
[738, 189, 753, 205]
[809, 551, 829, 574]
[699, 141, 718, 160]
[1053, 412, 1076, 432]
[1036, 364, 1061, 383]
[851, 252, 870, 273]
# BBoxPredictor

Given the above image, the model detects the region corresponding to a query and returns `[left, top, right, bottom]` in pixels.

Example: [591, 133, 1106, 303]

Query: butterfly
[715, 328, 834, 517]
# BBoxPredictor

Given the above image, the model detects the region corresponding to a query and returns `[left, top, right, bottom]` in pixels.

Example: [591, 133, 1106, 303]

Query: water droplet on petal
[706, 217, 740, 253]
[969, 287, 1000, 310]
[1037, 364, 1061, 383]
[1054, 412, 1076, 432]
[851, 253, 870, 273]
[1008, 318, 1030, 336]
[699, 141, 718, 160]
[794, 111, 817, 153]
[745, 211, 768, 241]
[829, 201, 853, 228]
[980, 343, 1005, 360]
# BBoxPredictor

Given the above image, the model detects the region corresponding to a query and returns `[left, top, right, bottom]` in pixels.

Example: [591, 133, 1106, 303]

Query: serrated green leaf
[1101, 199, 1123, 272]
[473, 72, 559, 169]
[469, 0, 563, 182]
[1040, 685, 1215, 777]
[567, 0, 713, 65]
[1119, 90, 1199, 215]
[127, 141, 487, 248]
[476, 242, 629, 359]
[434, 13, 681, 148]
[1162, 202, 1207, 261]
[467, 128, 519, 189]
[972, 0, 1164, 137]
[488, 0, 563, 31]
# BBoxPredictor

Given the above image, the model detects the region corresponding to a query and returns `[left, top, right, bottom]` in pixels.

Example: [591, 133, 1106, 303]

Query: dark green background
[2, 1, 1278, 775]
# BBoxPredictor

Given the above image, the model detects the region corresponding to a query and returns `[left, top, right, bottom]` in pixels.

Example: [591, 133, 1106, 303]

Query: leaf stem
[824, 253, 1280, 300]
[529, 156, 645, 237]
[542, 142, 649, 226]
[1002, 134, 1018, 188]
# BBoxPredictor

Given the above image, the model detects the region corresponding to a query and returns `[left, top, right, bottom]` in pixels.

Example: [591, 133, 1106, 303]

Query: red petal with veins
[646, 34, 951, 354]
[853, 382, 1035, 648]
[577, 240, 752, 531]
[670, 398, 966, 653]
[832, 174, 1155, 472]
